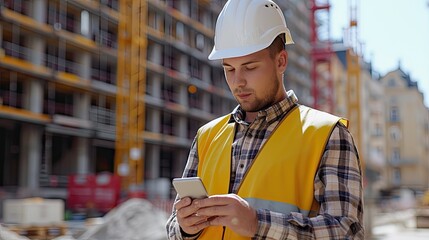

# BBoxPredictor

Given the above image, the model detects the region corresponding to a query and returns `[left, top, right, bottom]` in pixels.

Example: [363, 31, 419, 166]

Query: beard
[235, 75, 281, 113]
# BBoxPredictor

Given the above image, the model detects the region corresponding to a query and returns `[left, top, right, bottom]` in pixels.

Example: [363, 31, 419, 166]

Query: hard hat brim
[208, 31, 294, 60]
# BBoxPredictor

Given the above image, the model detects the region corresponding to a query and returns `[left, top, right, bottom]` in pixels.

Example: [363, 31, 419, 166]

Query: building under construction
[0, 0, 312, 200]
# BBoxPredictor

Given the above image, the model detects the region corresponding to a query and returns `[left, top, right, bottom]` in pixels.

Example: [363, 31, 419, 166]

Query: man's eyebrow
[222, 60, 260, 67]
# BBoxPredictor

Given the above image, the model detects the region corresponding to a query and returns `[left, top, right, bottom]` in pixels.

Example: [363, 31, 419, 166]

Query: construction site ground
[0, 198, 170, 240]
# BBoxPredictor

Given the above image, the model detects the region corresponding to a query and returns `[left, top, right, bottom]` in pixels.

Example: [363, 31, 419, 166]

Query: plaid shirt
[166, 91, 364, 239]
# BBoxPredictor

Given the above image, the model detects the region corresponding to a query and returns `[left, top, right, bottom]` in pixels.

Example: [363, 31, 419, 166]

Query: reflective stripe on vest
[196, 105, 347, 239]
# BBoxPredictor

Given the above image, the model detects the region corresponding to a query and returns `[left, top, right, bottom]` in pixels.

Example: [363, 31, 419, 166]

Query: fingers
[181, 216, 211, 234]
[192, 195, 233, 211]
[191, 195, 258, 237]
[196, 203, 233, 217]
[176, 197, 197, 219]
[175, 197, 192, 211]
[193, 195, 239, 217]
[175, 197, 210, 235]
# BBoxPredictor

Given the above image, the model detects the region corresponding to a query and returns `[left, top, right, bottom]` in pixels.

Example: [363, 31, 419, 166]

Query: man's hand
[193, 194, 258, 237]
[175, 197, 210, 235]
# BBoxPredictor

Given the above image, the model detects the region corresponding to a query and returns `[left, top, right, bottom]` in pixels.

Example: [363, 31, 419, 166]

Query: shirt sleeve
[254, 123, 365, 239]
[166, 137, 200, 240]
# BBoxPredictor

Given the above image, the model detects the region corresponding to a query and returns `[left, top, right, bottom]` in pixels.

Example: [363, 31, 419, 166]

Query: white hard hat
[208, 0, 294, 60]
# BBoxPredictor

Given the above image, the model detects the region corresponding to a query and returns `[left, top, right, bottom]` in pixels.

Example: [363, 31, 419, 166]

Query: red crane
[310, 0, 334, 113]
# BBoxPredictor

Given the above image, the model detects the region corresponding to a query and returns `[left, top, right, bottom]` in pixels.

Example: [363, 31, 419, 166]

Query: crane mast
[115, 0, 147, 190]
[346, 0, 362, 158]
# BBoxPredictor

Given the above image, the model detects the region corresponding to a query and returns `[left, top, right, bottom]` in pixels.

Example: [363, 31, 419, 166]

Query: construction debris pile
[1, 198, 169, 240]
[0, 225, 30, 240]
[75, 198, 168, 240]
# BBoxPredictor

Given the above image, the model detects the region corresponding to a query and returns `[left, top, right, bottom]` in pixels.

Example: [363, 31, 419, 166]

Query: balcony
[3, 0, 30, 16]
[45, 55, 80, 76]
[0, 90, 23, 109]
[91, 68, 116, 85]
[3, 41, 27, 60]
[390, 158, 418, 167]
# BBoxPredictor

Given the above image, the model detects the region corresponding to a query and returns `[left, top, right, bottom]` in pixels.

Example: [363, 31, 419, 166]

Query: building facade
[332, 46, 387, 191]
[380, 68, 429, 192]
[0, 0, 313, 200]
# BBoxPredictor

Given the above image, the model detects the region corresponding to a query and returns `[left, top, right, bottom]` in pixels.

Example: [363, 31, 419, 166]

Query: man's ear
[277, 50, 288, 73]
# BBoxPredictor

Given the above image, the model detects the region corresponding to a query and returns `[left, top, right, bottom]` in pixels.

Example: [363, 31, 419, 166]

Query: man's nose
[233, 69, 246, 86]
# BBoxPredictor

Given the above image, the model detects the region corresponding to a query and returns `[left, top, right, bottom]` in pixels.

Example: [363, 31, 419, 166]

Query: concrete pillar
[152, 108, 161, 133]
[145, 145, 160, 179]
[33, 0, 47, 23]
[74, 92, 90, 120]
[179, 0, 189, 16]
[0, 23, 3, 52]
[19, 125, 43, 192]
[22, 35, 44, 113]
[149, 43, 162, 65]
[202, 92, 210, 113]
[177, 116, 187, 139]
[173, 150, 188, 177]
[76, 137, 89, 174]
[179, 54, 188, 76]
[202, 64, 211, 83]
[151, 75, 162, 99]
[80, 10, 91, 38]
[22, 79, 43, 113]
[73, 90, 90, 175]
[179, 85, 187, 107]
[76, 52, 91, 80]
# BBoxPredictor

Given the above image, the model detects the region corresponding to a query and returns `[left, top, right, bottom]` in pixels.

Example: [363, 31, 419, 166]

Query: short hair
[268, 34, 286, 58]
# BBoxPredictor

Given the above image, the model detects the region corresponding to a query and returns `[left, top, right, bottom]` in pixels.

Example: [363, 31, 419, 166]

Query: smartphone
[172, 177, 208, 199]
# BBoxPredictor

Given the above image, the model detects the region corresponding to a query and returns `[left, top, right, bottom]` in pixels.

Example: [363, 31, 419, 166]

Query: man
[166, 0, 364, 239]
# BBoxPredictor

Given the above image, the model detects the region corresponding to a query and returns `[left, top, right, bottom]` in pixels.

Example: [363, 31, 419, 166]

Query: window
[393, 168, 401, 185]
[176, 22, 185, 41]
[91, 55, 116, 84]
[161, 79, 179, 103]
[190, 57, 202, 79]
[163, 49, 180, 71]
[161, 111, 173, 135]
[390, 126, 401, 142]
[373, 123, 383, 137]
[196, 34, 205, 50]
[51, 134, 74, 175]
[44, 88, 73, 116]
[390, 106, 400, 122]
[210, 95, 223, 116]
[187, 119, 202, 140]
[148, 10, 163, 32]
[388, 78, 396, 87]
[160, 147, 173, 178]
[188, 89, 203, 110]
[0, 74, 23, 108]
[4, 0, 30, 15]
[392, 148, 400, 163]
[102, 0, 118, 10]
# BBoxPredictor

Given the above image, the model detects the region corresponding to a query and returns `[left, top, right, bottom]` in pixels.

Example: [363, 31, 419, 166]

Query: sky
[330, 0, 429, 107]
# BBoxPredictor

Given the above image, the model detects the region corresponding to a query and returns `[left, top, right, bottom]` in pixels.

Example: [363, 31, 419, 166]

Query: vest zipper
[221, 226, 226, 239]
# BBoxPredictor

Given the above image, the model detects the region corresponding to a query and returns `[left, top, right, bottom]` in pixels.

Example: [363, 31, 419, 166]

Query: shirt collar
[230, 90, 299, 125]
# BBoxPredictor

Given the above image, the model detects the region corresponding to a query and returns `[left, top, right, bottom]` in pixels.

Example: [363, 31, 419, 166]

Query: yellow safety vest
[196, 105, 347, 240]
